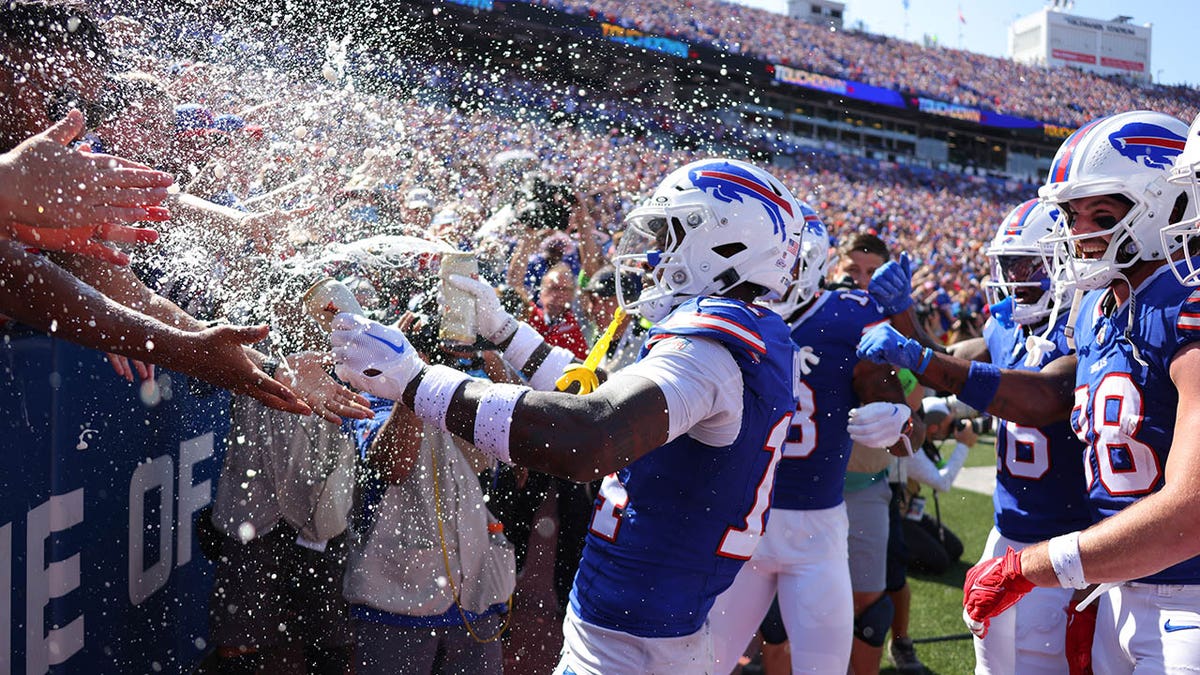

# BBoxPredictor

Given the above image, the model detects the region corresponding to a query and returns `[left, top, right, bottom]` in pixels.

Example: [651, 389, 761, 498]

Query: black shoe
[888, 636, 926, 674]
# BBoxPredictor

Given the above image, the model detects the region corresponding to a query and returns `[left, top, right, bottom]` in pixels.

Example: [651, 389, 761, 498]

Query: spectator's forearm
[1, 240, 193, 359]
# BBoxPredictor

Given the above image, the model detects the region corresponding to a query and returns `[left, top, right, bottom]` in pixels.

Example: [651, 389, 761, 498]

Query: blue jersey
[1070, 264, 1200, 584]
[570, 297, 796, 638]
[773, 289, 887, 511]
[983, 315, 1091, 542]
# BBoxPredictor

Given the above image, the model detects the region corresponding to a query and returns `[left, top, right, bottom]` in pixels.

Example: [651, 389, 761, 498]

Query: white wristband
[529, 346, 576, 392]
[502, 323, 542, 371]
[1048, 531, 1088, 589]
[413, 365, 474, 432]
[473, 383, 530, 464]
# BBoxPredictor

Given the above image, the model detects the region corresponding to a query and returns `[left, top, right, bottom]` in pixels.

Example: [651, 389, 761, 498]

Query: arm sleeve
[606, 335, 743, 446]
[905, 442, 969, 493]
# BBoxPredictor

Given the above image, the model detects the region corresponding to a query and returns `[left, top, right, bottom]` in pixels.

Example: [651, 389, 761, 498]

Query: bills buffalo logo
[689, 164, 792, 238]
[1108, 122, 1186, 170]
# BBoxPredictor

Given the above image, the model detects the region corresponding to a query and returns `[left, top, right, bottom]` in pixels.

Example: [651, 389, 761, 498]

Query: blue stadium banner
[0, 333, 230, 674]
[599, 23, 689, 59]
[445, 0, 494, 10]
[908, 96, 1044, 131]
[771, 64, 907, 108]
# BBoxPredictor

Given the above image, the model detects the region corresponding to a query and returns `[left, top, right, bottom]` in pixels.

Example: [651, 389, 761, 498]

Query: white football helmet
[614, 158, 800, 322]
[1164, 112, 1200, 285]
[983, 198, 1068, 326]
[767, 201, 830, 320]
[1039, 110, 1192, 291]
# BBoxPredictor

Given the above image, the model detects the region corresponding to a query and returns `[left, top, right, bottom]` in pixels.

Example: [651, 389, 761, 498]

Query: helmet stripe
[1116, 136, 1186, 152]
[1051, 118, 1104, 184]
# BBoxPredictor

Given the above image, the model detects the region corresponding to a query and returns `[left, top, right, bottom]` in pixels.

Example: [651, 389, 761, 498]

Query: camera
[515, 176, 576, 230]
[958, 418, 983, 434]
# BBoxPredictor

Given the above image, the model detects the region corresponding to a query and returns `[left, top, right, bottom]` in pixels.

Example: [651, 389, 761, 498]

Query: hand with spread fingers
[106, 353, 155, 383]
[0, 110, 173, 264]
[0, 110, 174, 226]
[277, 350, 373, 424]
[157, 323, 312, 416]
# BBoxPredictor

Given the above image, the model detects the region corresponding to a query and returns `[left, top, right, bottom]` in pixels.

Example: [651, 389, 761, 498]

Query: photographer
[896, 397, 972, 575]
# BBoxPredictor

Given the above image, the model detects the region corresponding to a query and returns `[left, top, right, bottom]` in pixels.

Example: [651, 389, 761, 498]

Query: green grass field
[880, 435, 998, 674]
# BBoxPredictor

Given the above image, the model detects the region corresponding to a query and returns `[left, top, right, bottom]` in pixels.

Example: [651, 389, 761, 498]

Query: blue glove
[869, 251, 914, 316]
[857, 323, 932, 374]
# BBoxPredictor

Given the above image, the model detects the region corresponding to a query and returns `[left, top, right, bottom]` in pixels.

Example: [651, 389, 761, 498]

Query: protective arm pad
[502, 322, 577, 392]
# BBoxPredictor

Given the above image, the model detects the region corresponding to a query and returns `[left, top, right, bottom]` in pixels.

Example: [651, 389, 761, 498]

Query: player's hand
[856, 323, 931, 373]
[278, 350, 373, 425]
[963, 547, 1036, 638]
[868, 251, 913, 316]
[795, 345, 821, 377]
[0, 110, 174, 229]
[1064, 599, 1098, 675]
[447, 273, 518, 344]
[330, 313, 424, 401]
[847, 402, 911, 449]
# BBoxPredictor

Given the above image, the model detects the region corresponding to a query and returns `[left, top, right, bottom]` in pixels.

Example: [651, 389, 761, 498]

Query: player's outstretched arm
[946, 336, 990, 362]
[331, 313, 669, 482]
[438, 375, 669, 482]
[857, 323, 1074, 427]
[1018, 342, 1200, 587]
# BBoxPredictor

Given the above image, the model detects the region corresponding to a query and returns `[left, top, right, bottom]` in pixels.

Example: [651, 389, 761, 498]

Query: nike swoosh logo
[364, 331, 407, 356]
[1164, 620, 1200, 633]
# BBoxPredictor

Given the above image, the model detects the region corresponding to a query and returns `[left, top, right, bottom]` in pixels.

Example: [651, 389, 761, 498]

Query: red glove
[963, 547, 1036, 638]
[1065, 601, 1098, 675]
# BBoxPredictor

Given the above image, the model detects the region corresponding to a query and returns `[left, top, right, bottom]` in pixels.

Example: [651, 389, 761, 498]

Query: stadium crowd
[536, 0, 1200, 128]
[5, 1, 1200, 674]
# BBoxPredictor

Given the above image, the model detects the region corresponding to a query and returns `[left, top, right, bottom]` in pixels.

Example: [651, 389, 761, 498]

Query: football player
[331, 159, 800, 674]
[947, 199, 1093, 674]
[857, 110, 1200, 674]
[707, 204, 917, 673]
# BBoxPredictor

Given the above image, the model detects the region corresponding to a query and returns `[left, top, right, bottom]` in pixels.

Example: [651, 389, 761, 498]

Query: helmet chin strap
[1113, 271, 1149, 367]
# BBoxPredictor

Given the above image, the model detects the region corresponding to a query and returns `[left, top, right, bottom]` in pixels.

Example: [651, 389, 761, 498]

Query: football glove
[447, 274, 518, 344]
[962, 547, 1036, 638]
[857, 323, 930, 374]
[331, 313, 423, 401]
[1065, 600, 1098, 675]
[868, 251, 913, 316]
[847, 401, 911, 449]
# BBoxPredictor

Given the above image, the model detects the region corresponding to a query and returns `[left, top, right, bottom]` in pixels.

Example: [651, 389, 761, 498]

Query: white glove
[795, 345, 821, 377]
[1024, 334, 1055, 368]
[330, 313, 423, 401]
[447, 274, 518, 344]
[847, 402, 912, 449]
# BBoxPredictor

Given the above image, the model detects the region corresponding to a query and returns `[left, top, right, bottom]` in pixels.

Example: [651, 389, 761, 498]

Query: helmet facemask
[767, 205, 829, 321]
[1163, 113, 1200, 285]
